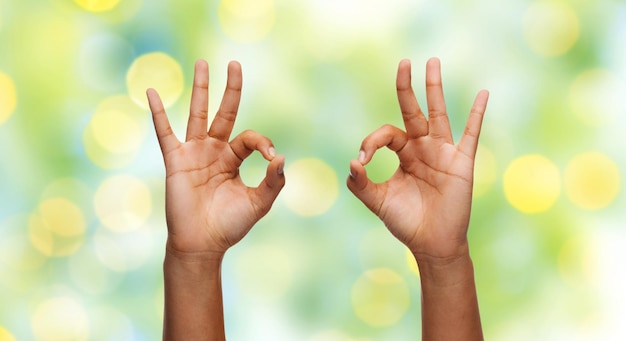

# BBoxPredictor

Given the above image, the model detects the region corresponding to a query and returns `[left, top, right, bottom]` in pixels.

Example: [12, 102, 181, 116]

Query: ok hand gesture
[347, 58, 489, 263]
[147, 60, 285, 257]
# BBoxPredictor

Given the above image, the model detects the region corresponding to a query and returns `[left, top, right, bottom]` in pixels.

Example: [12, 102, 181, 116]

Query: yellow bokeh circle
[282, 158, 339, 216]
[32, 297, 89, 341]
[83, 96, 147, 169]
[564, 152, 620, 210]
[503, 154, 561, 214]
[0, 72, 17, 125]
[74, 0, 121, 12]
[523, 1, 579, 57]
[94, 175, 151, 232]
[219, 0, 275, 43]
[91, 103, 145, 154]
[126, 52, 184, 109]
[0, 326, 16, 341]
[569, 69, 625, 126]
[83, 95, 147, 169]
[351, 268, 410, 327]
[28, 198, 86, 257]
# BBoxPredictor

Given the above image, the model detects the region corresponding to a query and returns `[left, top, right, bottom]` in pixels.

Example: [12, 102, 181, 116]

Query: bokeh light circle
[523, 1, 579, 57]
[0, 71, 17, 124]
[0, 326, 16, 341]
[91, 104, 144, 154]
[126, 52, 184, 109]
[503, 154, 561, 214]
[28, 198, 86, 257]
[32, 297, 89, 341]
[218, 0, 275, 43]
[564, 152, 620, 210]
[83, 95, 147, 169]
[74, 0, 121, 12]
[351, 268, 410, 327]
[568, 69, 625, 126]
[282, 158, 339, 216]
[94, 174, 151, 232]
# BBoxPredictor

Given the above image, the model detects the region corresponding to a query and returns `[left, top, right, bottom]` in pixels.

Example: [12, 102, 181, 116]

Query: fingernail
[349, 169, 356, 179]
[358, 150, 365, 163]
[269, 147, 276, 158]
[277, 163, 284, 175]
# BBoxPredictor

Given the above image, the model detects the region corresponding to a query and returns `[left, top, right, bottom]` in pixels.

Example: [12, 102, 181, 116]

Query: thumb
[346, 159, 383, 215]
[251, 154, 286, 216]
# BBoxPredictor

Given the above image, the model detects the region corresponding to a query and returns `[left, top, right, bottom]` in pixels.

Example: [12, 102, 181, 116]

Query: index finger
[458, 90, 489, 158]
[207, 61, 242, 141]
[147, 88, 180, 155]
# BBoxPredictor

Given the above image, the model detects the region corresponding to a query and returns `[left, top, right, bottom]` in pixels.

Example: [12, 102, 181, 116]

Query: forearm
[163, 247, 226, 341]
[416, 251, 483, 341]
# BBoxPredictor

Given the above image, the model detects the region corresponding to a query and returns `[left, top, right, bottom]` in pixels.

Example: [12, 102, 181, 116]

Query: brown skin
[347, 58, 488, 341]
[147, 60, 285, 341]
[149, 57, 486, 340]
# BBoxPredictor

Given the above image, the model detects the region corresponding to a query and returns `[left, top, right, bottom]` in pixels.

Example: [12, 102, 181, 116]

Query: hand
[147, 60, 285, 256]
[347, 58, 489, 263]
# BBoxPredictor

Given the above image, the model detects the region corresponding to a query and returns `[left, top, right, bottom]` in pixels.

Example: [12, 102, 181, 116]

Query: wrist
[164, 241, 225, 281]
[413, 249, 475, 288]
[165, 238, 226, 263]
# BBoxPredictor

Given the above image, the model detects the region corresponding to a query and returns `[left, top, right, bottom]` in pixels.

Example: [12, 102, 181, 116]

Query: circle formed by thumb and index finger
[359, 124, 408, 164]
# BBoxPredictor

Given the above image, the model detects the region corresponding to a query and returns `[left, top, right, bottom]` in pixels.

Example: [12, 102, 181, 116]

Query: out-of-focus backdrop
[1, 0, 625, 340]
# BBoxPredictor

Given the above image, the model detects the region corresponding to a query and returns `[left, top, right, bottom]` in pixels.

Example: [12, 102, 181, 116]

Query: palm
[148, 61, 285, 255]
[381, 139, 475, 258]
[162, 140, 249, 252]
[348, 58, 488, 259]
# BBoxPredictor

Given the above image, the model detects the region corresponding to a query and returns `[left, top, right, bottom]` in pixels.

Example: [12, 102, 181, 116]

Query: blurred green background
[1, 0, 625, 340]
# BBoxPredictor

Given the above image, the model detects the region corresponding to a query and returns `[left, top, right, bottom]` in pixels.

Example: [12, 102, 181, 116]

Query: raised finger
[208, 61, 242, 141]
[358, 124, 408, 165]
[458, 90, 489, 158]
[229, 129, 276, 166]
[396, 59, 428, 138]
[425, 58, 453, 143]
[147, 88, 180, 155]
[186, 60, 210, 141]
